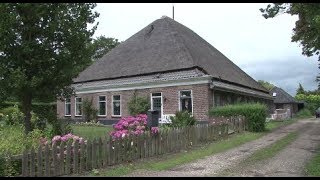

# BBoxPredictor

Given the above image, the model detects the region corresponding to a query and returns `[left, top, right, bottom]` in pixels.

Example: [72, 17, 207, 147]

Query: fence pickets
[14, 116, 246, 177]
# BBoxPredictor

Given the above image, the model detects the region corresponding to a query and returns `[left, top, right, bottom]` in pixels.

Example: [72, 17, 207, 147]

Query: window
[214, 92, 221, 107]
[98, 96, 107, 116]
[65, 98, 71, 116]
[180, 90, 192, 113]
[112, 95, 121, 116]
[75, 97, 82, 116]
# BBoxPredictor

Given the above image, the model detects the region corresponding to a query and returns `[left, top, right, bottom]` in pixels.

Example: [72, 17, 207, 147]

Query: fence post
[73, 140, 79, 174]
[37, 146, 43, 177]
[59, 142, 65, 176]
[65, 141, 71, 175]
[44, 144, 50, 177]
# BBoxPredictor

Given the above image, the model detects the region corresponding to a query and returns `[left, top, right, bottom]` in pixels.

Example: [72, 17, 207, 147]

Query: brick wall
[57, 83, 211, 123]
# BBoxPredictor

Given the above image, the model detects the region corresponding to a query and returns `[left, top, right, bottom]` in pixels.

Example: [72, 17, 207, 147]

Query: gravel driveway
[124, 118, 320, 177]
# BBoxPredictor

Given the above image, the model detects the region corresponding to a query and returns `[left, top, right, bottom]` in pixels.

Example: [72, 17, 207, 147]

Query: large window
[65, 98, 71, 116]
[112, 95, 121, 116]
[180, 90, 192, 113]
[98, 96, 107, 116]
[75, 97, 82, 116]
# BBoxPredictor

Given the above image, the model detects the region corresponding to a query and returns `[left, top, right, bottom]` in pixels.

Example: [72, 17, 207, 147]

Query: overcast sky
[92, 3, 319, 96]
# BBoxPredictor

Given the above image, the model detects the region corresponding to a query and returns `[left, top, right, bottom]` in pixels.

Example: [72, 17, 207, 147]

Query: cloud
[238, 56, 319, 96]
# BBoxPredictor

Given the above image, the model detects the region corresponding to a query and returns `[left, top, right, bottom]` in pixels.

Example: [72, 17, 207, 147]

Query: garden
[0, 99, 311, 177]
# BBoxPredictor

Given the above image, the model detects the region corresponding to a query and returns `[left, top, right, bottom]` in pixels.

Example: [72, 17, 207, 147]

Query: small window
[65, 98, 71, 116]
[112, 95, 121, 116]
[180, 90, 192, 113]
[98, 96, 107, 116]
[272, 92, 277, 97]
[75, 97, 82, 116]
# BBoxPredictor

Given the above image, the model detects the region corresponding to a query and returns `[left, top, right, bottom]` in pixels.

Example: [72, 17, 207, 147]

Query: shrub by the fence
[169, 111, 196, 128]
[209, 103, 267, 132]
[295, 108, 312, 118]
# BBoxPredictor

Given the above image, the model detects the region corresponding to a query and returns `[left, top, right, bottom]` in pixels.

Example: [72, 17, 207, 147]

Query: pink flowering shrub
[39, 133, 86, 146]
[110, 114, 159, 139]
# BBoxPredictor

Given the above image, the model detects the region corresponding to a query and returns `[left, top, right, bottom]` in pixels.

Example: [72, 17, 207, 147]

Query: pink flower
[151, 127, 159, 134]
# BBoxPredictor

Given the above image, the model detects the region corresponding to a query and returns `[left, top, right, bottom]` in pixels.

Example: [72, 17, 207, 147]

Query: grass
[218, 131, 298, 176]
[244, 131, 298, 164]
[71, 125, 113, 140]
[305, 147, 320, 176]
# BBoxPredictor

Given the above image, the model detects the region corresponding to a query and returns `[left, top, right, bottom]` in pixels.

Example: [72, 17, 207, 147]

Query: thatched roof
[270, 86, 298, 104]
[74, 16, 267, 93]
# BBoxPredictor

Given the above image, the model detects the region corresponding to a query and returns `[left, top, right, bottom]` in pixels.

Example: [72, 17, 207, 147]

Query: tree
[257, 80, 275, 91]
[260, 4, 320, 86]
[90, 35, 120, 61]
[0, 3, 99, 134]
[296, 83, 306, 95]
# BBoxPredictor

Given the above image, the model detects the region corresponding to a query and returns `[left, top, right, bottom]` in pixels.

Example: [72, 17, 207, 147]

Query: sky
[91, 3, 319, 96]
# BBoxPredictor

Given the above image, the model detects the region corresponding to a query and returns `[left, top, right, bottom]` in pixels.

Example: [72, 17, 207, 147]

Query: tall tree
[0, 3, 99, 134]
[296, 83, 306, 95]
[257, 80, 275, 91]
[260, 3, 320, 87]
[90, 35, 120, 61]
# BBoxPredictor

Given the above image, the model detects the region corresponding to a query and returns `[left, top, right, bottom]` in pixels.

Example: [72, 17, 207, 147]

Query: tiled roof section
[73, 16, 268, 93]
[270, 86, 298, 104]
[73, 68, 206, 91]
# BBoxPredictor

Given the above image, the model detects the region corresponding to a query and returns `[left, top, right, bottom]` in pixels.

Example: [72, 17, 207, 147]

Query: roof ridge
[164, 18, 196, 68]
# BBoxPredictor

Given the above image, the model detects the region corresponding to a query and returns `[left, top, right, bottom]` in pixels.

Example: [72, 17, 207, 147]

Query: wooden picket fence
[9, 116, 246, 177]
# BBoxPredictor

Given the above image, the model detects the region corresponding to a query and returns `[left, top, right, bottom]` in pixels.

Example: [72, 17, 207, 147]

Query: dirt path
[124, 118, 320, 177]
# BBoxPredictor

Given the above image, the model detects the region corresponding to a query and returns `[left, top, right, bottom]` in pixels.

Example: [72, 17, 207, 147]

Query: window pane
[113, 95, 120, 101]
[66, 98, 71, 103]
[99, 102, 106, 115]
[113, 102, 120, 115]
[65, 104, 71, 115]
[76, 97, 82, 103]
[76, 104, 82, 115]
[152, 93, 161, 97]
[181, 91, 191, 97]
[181, 98, 192, 113]
[99, 96, 106, 101]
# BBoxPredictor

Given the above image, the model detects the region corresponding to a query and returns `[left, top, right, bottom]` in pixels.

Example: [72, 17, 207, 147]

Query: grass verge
[305, 148, 320, 176]
[218, 131, 298, 176]
[244, 131, 298, 164]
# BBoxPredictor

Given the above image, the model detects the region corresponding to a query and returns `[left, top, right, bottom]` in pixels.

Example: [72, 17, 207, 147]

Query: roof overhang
[210, 80, 273, 100]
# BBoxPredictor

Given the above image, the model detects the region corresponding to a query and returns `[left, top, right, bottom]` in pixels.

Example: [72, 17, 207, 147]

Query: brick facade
[57, 83, 211, 123]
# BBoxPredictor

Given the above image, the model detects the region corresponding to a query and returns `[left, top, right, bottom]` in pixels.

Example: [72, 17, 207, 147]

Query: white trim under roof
[76, 76, 211, 94]
[210, 80, 272, 100]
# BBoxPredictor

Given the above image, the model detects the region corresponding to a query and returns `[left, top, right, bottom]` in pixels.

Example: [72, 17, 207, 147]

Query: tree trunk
[21, 93, 33, 134]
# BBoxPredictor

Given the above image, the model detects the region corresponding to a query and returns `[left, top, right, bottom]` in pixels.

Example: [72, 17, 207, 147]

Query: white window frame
[178, 90, 193, 115]
[112, 95, 121, 117]
[64, 98, 71, 117]
[98, 95, 107, 116]
[75, 97, 82, 117]
[150, 92, 163, 119]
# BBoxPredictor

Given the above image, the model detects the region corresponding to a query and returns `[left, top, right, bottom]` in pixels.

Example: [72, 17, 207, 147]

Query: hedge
[209, 103, 267, 132]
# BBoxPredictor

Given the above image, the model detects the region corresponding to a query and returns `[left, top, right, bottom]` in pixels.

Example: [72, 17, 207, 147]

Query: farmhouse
[270, 86, 303, 118]
[57, 16, 273, 124]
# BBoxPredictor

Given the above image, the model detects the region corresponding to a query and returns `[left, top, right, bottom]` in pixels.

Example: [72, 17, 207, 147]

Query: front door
[151, 92, 162, 120]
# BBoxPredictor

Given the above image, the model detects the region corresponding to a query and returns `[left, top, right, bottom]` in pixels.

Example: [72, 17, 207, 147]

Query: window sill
[75, 115, 82, 117]
[98, 115, 107, 117]
[111, 115, 121, 118]
[64, 115, 71, 117]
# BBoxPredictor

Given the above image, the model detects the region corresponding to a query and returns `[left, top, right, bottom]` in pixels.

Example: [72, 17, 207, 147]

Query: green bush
[128, 94, 150, 115]
[83, 98, 98, 123]
[209, 103, 267, 132]
[169, 111, 196, 128]
[0, 104, 24, 126]
[295, 108, 312, 118]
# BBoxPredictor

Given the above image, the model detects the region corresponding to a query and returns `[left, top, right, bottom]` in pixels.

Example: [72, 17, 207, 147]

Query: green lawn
[71, 125, 114, 140]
